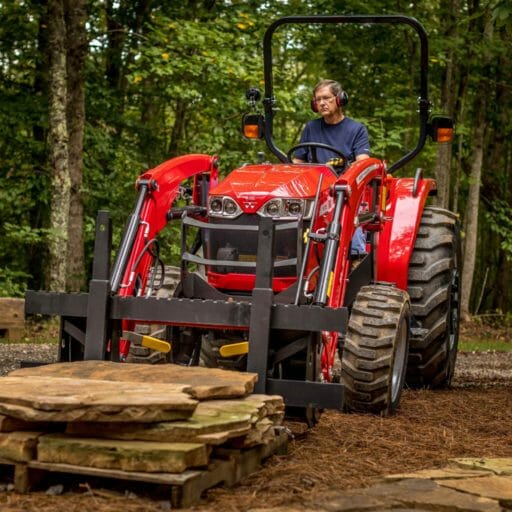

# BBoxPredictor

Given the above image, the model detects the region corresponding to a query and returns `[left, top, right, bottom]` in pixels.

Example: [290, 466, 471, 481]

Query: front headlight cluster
[257, 198, 314, 219]
[208, 196, 314, 219]
[208, 196, 242, 218]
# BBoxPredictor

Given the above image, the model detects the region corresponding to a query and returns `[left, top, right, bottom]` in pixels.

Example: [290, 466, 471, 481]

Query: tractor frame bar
[25, 212, 345, 410]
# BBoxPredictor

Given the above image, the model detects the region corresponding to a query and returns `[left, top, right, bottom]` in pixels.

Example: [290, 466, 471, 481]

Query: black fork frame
[25, 211, 346, 411]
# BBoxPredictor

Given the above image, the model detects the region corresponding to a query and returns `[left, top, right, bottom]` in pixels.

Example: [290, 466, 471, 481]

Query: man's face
[314, 86, 339, 118]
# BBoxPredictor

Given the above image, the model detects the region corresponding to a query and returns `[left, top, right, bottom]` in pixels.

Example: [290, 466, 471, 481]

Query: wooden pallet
[0, 298, 24, 340]
[0, 431, 287, 508]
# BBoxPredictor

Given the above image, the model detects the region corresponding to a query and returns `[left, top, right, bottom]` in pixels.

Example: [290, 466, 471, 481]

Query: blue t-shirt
[295, 117, 370, 163]
[296, 116, 369, 255]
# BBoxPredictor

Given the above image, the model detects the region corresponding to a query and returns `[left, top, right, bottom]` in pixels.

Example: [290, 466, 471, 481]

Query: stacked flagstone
[0, 361, 285, 474]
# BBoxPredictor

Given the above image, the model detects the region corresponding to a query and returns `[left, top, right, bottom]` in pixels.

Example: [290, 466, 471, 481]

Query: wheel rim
[391, 317, 408, 403]
[448, 268, 460, 352]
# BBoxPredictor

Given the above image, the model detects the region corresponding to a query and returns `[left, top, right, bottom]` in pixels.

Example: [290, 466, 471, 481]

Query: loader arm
[111, 154, 218, 297]
[108, 154, 218, 358]
[315, 158, 386, 378]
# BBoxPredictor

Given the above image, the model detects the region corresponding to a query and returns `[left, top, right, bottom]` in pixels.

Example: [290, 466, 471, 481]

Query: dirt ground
[0, 328, 511, 511]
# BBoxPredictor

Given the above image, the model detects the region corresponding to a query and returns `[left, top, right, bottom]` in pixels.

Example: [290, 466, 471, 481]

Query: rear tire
[406, 207, 461, 389]
[341, 284, 410, 416]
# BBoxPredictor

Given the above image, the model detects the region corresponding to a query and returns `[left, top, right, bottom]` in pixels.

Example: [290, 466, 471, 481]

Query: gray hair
[313, 79, 343, 97]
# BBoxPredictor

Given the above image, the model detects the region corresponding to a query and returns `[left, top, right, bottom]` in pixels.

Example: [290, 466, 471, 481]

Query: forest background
[0, 0, 511, 320]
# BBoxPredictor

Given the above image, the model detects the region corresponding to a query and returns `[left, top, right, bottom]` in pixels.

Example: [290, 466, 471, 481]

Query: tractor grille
[205, 215, 301, 277]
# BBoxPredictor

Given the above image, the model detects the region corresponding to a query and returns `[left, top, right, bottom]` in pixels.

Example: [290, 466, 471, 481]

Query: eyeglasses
[314, 95, 336, 104]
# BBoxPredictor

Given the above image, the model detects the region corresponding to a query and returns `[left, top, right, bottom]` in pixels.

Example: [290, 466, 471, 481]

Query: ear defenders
[310, 90, 349, 112]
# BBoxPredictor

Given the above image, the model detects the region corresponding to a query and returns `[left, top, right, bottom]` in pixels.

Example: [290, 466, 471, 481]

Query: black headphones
[310, 89, 349, 112]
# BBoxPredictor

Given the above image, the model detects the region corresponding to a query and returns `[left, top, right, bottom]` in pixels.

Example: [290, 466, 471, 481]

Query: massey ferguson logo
[243, 200, 257, 210]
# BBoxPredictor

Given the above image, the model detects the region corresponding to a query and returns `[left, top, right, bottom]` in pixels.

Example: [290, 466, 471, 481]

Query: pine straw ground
[1, 354, 511, 511]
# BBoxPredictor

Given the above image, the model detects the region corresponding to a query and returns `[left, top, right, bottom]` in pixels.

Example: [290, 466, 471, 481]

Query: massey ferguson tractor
[26, 15, 460, 423]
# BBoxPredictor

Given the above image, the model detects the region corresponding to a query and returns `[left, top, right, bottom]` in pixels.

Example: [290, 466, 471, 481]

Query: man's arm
[353, 124, 371, 160]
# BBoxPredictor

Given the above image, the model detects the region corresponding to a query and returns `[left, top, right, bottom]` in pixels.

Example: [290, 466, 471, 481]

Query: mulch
[1, 382, 511, 512]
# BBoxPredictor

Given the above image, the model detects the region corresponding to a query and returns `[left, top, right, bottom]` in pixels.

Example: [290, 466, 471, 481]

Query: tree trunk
[460, 7, 494, 320]
[433, 0, 460, 209]
[47, 0, 70, 292]
[65, 0, 87, 291]
[460, 90, 486, 320]
[168, 98, 187, 157]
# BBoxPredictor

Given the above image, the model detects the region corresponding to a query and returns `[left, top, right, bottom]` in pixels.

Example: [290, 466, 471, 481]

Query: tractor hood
[209, 163, 335, 214]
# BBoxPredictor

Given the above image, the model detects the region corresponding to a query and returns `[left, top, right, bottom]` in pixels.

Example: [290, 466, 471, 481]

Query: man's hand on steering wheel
[287, 142, 349, 172]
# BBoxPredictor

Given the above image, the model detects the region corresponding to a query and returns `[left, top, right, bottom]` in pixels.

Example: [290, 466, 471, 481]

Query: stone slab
[0, 376, 197, 422]
[9, 360, 257, 400]
[37, 433, 209, 473]
[309, 478, 501, 512]
[0, 431, 42, 462]
[386, 466, 493, 481]
[65, 394, 284, 444]
[453, 458, 512, 475]
[438, 475, 512, 500]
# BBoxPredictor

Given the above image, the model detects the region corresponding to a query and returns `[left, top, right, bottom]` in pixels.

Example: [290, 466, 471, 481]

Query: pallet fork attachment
[25, 212, 345, 411]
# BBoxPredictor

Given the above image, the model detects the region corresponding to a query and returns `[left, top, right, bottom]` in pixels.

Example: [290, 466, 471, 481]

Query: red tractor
[26, 15, 460, 422]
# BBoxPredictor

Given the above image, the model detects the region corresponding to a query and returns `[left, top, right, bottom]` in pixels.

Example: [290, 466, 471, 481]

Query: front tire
[406, 207, 461, 389]
[200, 331, 247, 370]
[341, 284, 410, 415]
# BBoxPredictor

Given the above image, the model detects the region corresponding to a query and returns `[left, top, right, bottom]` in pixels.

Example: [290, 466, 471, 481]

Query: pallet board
[0, 297, 24, 340]
[0, 414, 62, 433]
[10, 360, 257, 400]
[3, 432, 287, 508]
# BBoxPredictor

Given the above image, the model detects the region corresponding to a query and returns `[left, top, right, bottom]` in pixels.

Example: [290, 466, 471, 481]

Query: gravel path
[452, 350, 512, 387]
[0, 343, 59, 376]
[1, 342, 511, 383]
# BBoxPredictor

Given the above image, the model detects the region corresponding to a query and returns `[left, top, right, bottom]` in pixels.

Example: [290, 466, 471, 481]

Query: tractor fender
[376, 176, 436, 291]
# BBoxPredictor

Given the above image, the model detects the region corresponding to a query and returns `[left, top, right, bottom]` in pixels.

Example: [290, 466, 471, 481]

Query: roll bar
[261, 15, 430, 173]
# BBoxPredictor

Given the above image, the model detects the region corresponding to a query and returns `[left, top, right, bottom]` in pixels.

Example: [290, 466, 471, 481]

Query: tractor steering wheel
[287, 142, 349, 171]
[286, 142, 348, 174]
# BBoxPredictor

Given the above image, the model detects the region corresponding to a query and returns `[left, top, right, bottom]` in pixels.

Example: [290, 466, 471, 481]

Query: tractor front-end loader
[25, 15, 460, 422]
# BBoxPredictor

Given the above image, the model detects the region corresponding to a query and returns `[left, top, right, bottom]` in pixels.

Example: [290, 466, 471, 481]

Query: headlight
[208, 196, 242, 218]
[286, 200, 303, 215]
[258, 198, 314, 219]
[210, 198, 223, 213]
[224, 198, 238, 215]
[265, 200, 281, 216]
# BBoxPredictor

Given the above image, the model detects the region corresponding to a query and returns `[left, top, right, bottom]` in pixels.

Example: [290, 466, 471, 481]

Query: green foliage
[459, 339, 512, 352]
[0, 0, 511, 313]
[0, 268, 29, 297]
[485, 199, 512, 261]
